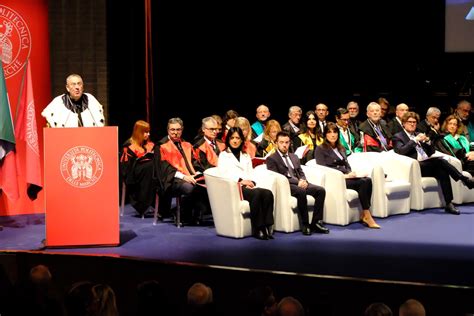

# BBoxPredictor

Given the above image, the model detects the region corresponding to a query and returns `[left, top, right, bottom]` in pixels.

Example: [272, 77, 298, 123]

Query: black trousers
[241, 187, 274, 229]
[172, 179, 211, 221]
[419, 157, 464, 203]
[346, 177, 372, 210]
[290, 183, 325, 225]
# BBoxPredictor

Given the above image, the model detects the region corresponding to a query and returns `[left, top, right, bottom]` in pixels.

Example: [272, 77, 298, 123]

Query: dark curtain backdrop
[108, 0, 473, 145]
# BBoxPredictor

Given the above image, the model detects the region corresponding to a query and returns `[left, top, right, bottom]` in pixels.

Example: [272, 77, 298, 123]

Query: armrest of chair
[204, 167, 252, 238]
[305, 163, 345, 194]
[204, 167, 248, 216]
[381, 151, 414, 183]
[254, 164, 293, 212]
[301, 165, 324, 186]
[347, 152, 381, 177]
[305, 163, 353, 224]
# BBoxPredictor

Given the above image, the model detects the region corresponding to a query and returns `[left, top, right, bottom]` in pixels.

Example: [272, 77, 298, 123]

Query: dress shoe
[254, 229, 269, 240]
[265, 226, 274, 239]
[311, 221, 330, 234]
[462, 178, 474, 189]
[302, 225, 312, 236]
[445, 203, 460, 215]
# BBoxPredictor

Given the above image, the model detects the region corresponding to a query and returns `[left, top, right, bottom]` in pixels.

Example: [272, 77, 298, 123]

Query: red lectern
[44, 127, 119, 247]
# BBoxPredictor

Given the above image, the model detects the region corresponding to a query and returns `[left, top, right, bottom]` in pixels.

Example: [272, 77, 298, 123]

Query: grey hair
[396, 103, 409, 111]
[66, 74, 83, 84]
[201, 116, 217, 130]
[426, 107, 441, 117]
[347, 101, 359, 109]
[367, 102, 381, 111]
[167, 117, 184, 129]
[288, 106, 302, 115]
[457, 100, 472, 108]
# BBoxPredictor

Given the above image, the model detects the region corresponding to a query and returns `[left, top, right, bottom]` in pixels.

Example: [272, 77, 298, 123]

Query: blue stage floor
[1, 204, 474, 287]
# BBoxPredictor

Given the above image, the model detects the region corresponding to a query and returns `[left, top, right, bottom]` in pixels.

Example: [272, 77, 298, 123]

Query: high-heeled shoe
[361, 217, 381, 229]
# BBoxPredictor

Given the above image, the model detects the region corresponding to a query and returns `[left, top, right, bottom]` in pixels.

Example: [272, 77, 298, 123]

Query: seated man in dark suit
[251, 104, 271, 141]
[159, 117, 211, 225]
[359, 102, 393, 152]
[392, 111, 474, 215]
[346, 101, 361, 136]
[417, 107, 441, 137]
[266, 131, 329, 235]
[282, 105, 303, 153]
[417, 107, 446, 151]
[387, 103, 409, 135]
[193, 116, 226, 173]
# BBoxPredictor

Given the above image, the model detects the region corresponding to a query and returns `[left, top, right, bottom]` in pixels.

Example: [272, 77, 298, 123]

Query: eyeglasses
[205, 127, 220, 132]
[168, 128, 182, 132]
[338, 118, 350, 122]
[406, 120, 417, 124]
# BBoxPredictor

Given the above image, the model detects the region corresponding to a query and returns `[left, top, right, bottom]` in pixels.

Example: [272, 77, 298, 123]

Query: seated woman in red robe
[120, 120, 156, 216]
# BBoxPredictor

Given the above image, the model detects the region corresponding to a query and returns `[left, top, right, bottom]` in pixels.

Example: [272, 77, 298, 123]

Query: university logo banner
[0, 0, 50, 215]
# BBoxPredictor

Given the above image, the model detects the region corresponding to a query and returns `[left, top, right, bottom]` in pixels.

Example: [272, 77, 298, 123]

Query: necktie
[374, 125, 388, 148]
[211, 141, 220, 154]
[411, 135, 428, 160]
[415, 144, 428, 160]
[175, 142, 194, 174]
[283, 154, 296, 178]
[73, 105, 84, 127]
[319, 121, 325, 133]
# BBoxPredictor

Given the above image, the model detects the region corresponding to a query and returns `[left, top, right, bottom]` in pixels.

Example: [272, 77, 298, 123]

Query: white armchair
[203, 167, 252, 238]
[347, 152, 411, 217]
[439, 155, 474, 204]
[305, 159, 361, 225]
[383, 151, 445, 210]
[254, 164, 317, 233]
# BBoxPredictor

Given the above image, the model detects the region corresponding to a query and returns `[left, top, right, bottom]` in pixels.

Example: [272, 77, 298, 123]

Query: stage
[0, 204, 473, 315]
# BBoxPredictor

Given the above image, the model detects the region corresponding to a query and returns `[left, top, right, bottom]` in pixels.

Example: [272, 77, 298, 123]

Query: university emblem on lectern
[60, 146, 104, 188]
[0, 5, 31, 79]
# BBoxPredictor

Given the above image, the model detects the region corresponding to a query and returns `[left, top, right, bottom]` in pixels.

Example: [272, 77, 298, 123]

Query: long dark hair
[321, 122, 344, 151]
[302, 110, 323, 140]
[225, 127, 245, 152]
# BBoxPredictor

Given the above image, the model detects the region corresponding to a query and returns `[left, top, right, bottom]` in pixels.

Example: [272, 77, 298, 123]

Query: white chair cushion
[239, 201, 250, 214]
[346, 189, 359, 202]
[289, 196, 297, 209]
[385, 180, 411, 196]
[421, 177, 439, 190]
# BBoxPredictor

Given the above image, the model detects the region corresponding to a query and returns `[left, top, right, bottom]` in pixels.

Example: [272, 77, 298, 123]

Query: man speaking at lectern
[41, 74, 105, 127]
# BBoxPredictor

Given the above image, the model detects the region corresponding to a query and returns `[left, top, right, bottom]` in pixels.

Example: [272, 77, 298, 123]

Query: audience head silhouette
[187, 282, 213, 306]
[365, 302, 393, 316]
[399, 299, 426, 316]
[246, 285, 277, 316]
[65, 281, 94, 316]
[276, 296, 304, 316]
[29, 264, 52, 286]
[91, 283, 118, 316]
